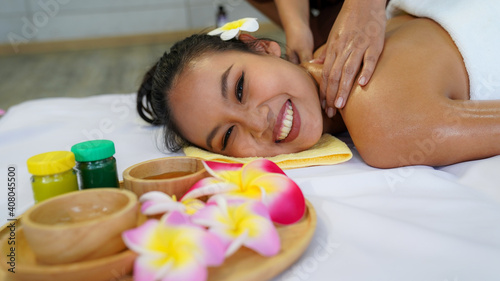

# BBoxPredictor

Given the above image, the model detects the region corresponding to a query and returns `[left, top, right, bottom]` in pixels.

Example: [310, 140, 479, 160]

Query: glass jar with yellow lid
[27, 151, 79, 203]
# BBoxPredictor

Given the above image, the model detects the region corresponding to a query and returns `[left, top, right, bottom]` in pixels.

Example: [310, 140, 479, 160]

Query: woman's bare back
[332, 15, 500, 168]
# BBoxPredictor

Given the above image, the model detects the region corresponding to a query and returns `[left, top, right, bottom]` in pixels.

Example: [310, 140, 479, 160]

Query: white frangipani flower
[208, 18, 259, 41]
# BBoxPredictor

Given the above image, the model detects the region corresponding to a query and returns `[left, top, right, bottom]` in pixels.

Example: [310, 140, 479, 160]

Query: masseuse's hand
[285, 21, 314, 64]
[313, 0, 387, 117]
[275, 0, 313, 64]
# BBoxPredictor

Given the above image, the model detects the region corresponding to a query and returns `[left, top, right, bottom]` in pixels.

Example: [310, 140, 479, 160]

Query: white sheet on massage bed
[1, 93, 499, 281]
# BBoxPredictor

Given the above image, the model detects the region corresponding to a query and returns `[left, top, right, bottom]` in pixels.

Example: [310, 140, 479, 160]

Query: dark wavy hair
[137, 34, 268, 152]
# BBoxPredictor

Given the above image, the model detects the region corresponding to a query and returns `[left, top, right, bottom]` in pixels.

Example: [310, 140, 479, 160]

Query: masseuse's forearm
[274, 0, 309, 33]
[344, 0, 387, 8]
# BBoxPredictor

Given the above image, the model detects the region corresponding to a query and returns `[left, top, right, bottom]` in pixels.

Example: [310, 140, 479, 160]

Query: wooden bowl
[22, 188, 138, 265]
[122, 156, 209, 198]
[0, 226, 136, 281]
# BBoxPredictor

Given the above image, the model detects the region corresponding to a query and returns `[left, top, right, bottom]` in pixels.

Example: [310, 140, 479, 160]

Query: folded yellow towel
[183, 134, 352, 169]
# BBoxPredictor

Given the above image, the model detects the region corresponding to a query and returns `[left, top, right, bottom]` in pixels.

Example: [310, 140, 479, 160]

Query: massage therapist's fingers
[358, 42, 384, 86]
[316, 0, 387, 117]
[322, 48, 352, 115]
[318, 44, 340, 106]
[298, 50, 313, 65]
[285, 24, 314, 64]
[287, 50, 300, 64]
[287, 48, 313, 65]
[334, 48, 365, 109]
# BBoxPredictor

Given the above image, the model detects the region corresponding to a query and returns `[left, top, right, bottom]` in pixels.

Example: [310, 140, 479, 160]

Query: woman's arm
[344, 89, 500, 168]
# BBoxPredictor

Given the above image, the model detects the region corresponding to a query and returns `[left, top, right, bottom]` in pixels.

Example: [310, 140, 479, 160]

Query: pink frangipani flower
[122, 211, 225, 281]
[181, 159, 306, 225]
[140, 191, 205, 216]
[191, 196, 280, 257]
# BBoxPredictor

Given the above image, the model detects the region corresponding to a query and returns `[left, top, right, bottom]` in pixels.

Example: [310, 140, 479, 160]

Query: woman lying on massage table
[136, 0, 500, 168]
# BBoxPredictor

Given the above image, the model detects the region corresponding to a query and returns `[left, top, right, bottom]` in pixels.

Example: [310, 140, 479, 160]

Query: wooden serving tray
[0, 201, 316, 281]
[0, 218, 137, 281]
[208, 200, 316, 281]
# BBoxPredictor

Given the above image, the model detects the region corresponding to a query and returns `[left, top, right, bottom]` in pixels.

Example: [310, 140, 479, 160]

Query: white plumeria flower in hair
[208, 17, 259, 41]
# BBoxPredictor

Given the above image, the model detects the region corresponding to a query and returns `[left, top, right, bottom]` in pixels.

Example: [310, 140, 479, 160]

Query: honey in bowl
[122, 157, 209, 198]
[143, 170, 193, 180]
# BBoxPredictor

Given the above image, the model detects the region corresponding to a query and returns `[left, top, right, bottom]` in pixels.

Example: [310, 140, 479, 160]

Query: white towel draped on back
[387, 0, 500, 100]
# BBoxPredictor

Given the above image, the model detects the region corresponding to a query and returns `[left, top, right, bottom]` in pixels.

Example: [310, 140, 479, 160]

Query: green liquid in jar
[76, 157, 119, 189]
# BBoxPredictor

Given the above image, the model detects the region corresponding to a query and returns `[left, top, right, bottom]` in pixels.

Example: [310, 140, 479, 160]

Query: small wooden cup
[122, 156, 209, 199]
[22, 188, 138, 265]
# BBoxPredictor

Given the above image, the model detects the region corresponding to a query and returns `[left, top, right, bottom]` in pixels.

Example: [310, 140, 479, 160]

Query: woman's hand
[313, 0, 387, 118]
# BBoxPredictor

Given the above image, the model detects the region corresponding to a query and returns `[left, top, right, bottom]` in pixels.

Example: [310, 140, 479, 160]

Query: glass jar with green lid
[71, 139, 119, 189]
[27, 151, 79, 203]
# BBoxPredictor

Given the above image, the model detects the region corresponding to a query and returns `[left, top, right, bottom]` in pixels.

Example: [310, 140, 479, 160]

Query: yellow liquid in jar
[31, 169, 79, 203]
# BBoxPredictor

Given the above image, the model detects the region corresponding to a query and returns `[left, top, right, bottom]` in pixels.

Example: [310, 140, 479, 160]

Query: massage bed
[1, 93, 499, 280]
[2, 0, 500, 278]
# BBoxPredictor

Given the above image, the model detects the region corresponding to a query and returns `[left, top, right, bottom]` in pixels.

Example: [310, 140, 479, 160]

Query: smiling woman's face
[169, 49, 325, 157]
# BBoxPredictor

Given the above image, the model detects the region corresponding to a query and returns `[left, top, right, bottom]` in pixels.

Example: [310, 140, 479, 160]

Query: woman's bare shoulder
[344, 16, 469, 114]
[375, 16, 469, 99]
[339, 16, 470, 167]
[385, 14, 415, 32]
